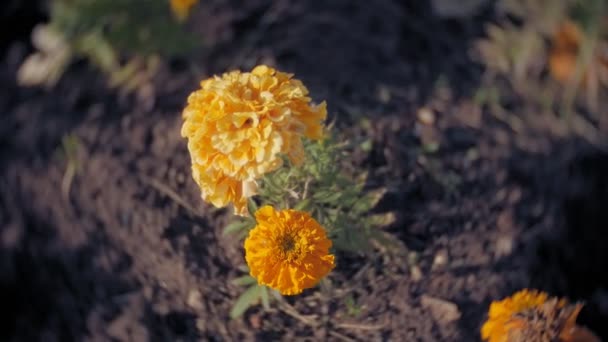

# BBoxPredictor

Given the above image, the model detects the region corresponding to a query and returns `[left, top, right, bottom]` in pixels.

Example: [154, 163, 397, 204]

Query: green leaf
[360, 139, 373, 152]
[231, 275, 257, 286]
[368, 228, 402, 252]
[333, 225, 372, 254]
[230, 285, 261, 319]
[294, 198, 312, 211]
[367, 188, 387, 209]
[75, 31, 118, 72]
[369, 212, 396, 226]
[423, 142, 440, 154]
[260, 286, 270, 310]
[223, 219, 255, 236]
[247, 198, 259, 217]
[312, 190, 342, 204]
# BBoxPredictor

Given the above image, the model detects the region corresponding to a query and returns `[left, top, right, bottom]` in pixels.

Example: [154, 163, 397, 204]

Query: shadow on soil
[510, 138, 608, 340]
[0, 212, 134, 341]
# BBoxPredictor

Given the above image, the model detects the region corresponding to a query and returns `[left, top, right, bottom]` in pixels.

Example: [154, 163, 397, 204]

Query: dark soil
[2, 0, 608, 341]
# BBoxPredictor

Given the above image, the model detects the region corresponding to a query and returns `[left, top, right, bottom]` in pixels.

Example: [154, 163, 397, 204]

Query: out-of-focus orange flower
[181, 65, 326, 215]
[170, 0, 198, 21]
[549, 20, 608, 87]
[482, 289, 552, 342]
[550, 21, 585, 84]
[481, 289, 598, 342]
[244, 206, 335, 295]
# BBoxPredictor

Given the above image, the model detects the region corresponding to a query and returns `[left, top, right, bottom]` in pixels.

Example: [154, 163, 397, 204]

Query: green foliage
[344, 295, 364, 317]
[478, 0, 573, 85]
[566, 0, 607, 37]
[498, 0, 574, 34]
[222, 215, 256, 239]
[476, 22, 547, 84]
[224, 132, 395, 318]
[257, 135, 392, 254]
[50, 0, 197, 58]
[561, 0, 606, 113]
[18, 0, 198, 89]
[229, 273, 276, 319]
[223, 133, 394, 254]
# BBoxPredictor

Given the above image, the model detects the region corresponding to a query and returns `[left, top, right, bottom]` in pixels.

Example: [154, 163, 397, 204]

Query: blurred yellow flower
[170, 0, 198, 21]
[481, 289, 595, 342]
[244, 206, 335, 295]
[181, 65, 327, 215]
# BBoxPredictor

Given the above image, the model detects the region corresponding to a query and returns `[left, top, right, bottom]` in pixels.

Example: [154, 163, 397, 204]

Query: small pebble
[411, 265, 423, 282]
[417, 107, 435, 125]
[494, 235, 514, 258]
[432, 249, 449, 269]
[187, 289, 204, 310]
[421, 295, 461, 324]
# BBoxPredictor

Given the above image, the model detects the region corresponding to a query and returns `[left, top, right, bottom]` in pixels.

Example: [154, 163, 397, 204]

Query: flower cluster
[244, 206, 335, 295]
[182, 66, 333, 297]
[481, 289, 596, 342]
[181, 65, 327, 215]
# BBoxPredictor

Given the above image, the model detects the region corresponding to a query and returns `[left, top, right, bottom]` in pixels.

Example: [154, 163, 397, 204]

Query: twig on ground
[328, 330, 357, 342]
[141, 175, 202, 216]
[277, 301, 318, 327]
[335, 320, 387, 331]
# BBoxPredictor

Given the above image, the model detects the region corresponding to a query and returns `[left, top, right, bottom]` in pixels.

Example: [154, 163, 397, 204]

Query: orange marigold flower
[549, 20, 608, 87]
[170, 0, 198, 21]
[549, 21, 584, 84]
[181, 65, 327, 215]
[244, 206, 335, 295]
[481, 289, 595, 342]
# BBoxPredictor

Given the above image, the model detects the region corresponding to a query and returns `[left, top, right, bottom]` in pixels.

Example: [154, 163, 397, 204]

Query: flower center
[276, 233, 304, 263]
[279, 235, 296, 253]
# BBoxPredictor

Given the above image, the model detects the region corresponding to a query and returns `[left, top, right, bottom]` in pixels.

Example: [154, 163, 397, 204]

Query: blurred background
[1, 0, 608, 340]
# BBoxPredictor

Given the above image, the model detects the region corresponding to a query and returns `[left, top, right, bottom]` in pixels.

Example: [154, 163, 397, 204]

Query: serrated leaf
[230, 285, 261, 319]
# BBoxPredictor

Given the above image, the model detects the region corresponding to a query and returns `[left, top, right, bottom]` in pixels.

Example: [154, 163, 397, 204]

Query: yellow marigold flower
[181, 65, 327, 215]
[481, 289, 593, 342]
[244, 206, 335, 295]
[170, 0, 198, 21]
